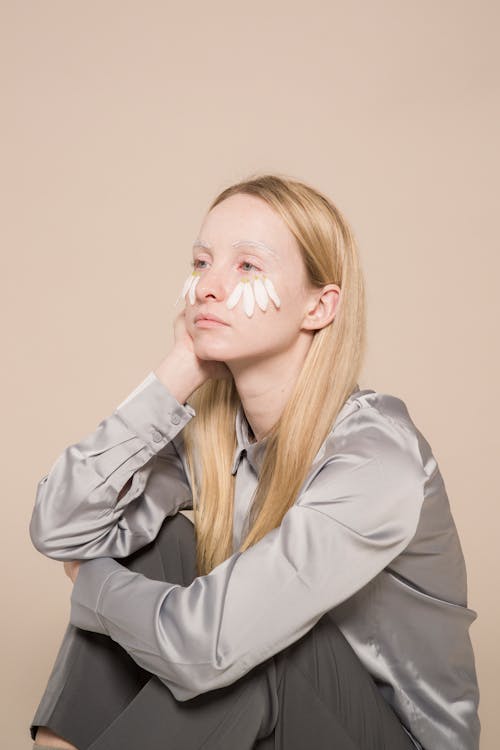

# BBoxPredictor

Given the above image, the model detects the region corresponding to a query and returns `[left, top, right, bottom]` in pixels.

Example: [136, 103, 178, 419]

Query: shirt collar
[230, 383, 361, 476]
[231, 402, 269, 475]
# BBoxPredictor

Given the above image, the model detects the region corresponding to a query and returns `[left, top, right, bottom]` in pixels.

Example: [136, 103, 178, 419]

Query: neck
[230, 332, 314, 442]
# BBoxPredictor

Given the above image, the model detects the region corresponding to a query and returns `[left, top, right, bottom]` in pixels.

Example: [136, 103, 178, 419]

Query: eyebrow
[192, 239, 279, 259]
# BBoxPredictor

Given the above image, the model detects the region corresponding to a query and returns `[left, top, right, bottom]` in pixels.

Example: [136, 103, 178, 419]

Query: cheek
[226, 275, 282, 318]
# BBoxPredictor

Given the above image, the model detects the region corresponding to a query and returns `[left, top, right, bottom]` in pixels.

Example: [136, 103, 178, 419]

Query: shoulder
[298, 387, 429, 540]
[313, 386, 430, 484]
[335, 386, 417, 434]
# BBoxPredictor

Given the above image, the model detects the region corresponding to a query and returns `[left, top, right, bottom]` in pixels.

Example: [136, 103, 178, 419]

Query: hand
[64, 560, 81, 584]
[172, 307, 233, 384]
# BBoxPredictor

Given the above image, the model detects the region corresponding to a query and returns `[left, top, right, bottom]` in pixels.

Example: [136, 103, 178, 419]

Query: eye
[240, 260, 261, 273]
[190, 259, 262, 273]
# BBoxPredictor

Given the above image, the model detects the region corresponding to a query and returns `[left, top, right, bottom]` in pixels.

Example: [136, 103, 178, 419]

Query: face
[179, 193, 333, 366]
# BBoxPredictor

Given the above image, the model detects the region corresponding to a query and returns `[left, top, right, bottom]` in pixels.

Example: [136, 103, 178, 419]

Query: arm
[69, 405, 428, 700]
[29, 370, 196, 560]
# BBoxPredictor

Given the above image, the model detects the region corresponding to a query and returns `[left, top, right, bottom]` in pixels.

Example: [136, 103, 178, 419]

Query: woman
[29, 174, 480, 750]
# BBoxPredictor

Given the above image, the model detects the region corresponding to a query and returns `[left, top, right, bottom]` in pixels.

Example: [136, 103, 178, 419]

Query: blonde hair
[181, 173, 366, 576]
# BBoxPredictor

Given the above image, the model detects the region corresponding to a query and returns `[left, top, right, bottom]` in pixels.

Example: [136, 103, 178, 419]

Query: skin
[64, 560, 80, 584]
[41, 193, 340, 749]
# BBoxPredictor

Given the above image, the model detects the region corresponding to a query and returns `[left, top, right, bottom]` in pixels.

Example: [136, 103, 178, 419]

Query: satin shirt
[29, 371, 481, 750]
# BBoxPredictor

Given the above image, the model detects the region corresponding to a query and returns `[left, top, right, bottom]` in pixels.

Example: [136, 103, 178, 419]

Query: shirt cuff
[70, 557, 124, 634]
[114, 371, 196, 452]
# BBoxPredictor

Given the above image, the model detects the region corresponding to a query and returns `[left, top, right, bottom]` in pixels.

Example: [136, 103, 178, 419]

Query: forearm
[30, 369, 196, 560]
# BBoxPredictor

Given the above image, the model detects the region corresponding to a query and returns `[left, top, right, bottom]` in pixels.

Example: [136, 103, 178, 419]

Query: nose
[191, 268, 228, 304]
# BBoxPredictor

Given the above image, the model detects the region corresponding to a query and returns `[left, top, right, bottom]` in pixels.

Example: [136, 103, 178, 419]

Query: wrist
[153, 350, 202, 405]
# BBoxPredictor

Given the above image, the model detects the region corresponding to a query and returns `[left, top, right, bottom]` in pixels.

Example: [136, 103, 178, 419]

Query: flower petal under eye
[253, 277, 269, 311]
[226, 281, 244, 310]
[174, 273, 194, 306]
[263, 277, 281, 308]
[182, 273, 194, 297]
[243, 280, 255, 317]
[189, 274, 200, 304]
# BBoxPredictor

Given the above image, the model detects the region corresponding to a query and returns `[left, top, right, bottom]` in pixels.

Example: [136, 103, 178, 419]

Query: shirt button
[171, 413, 181, 425]
[152, 429, 163, 442]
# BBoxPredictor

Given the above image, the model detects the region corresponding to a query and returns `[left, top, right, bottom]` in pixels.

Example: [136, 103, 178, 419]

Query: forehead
[196, 194, 300, 260]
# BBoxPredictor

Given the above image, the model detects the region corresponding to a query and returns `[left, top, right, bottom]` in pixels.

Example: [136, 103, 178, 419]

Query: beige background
[1, 2, 498, 747]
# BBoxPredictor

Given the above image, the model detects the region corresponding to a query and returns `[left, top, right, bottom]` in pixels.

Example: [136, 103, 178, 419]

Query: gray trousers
[29, 513, 419, 750]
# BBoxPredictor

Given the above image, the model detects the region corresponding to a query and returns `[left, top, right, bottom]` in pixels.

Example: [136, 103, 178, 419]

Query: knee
[153, 511, 198, 585]
[119, 511, 197, 584]
[157, 511, 196, 546]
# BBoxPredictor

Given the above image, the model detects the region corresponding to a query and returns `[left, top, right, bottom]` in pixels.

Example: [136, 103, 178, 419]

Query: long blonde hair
[181, 173, 366, 576]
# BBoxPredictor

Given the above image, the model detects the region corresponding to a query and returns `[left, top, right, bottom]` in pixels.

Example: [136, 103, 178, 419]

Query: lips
[194, 313, 229, 325]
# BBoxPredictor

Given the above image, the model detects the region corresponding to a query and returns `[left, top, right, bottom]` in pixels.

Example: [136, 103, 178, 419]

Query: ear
[301, 284, 341, 332]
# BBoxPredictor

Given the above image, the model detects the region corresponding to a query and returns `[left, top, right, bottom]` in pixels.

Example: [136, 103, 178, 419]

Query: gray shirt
[29, 371, 481, 750]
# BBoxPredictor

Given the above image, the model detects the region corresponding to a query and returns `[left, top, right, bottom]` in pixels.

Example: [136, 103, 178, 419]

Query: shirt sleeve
[29, 371, 196, 561]
[69, 404, 428, 701]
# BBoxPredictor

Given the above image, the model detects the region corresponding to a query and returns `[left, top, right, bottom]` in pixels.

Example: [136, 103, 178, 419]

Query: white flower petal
[182, 273, 195, 298]
[253, 277, 269, 311]
[264, 277, 281, 308]
[174, 273, 194, 306]
[243, 280, 255, 316]
[188, 274, 200, 304]
[226, 281, 244, 310]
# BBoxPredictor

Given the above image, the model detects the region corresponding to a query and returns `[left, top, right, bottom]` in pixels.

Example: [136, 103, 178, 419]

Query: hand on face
[172, 307, 233, 382]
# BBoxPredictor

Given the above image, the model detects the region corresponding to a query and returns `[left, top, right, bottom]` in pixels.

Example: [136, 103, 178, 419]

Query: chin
[193, 340, 229, 358]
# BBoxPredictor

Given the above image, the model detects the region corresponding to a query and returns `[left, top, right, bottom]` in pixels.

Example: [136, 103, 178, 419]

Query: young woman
[29, 174, 480, 750]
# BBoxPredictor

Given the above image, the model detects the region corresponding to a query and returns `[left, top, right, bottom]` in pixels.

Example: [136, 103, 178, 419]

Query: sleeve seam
[94, 568, 124, 629]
